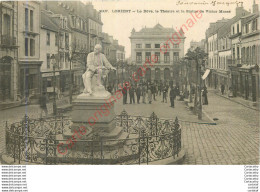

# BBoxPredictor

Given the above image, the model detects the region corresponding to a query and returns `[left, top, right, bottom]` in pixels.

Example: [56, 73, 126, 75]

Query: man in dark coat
[123, 84, 128, 104]
[136, 84, 141, 104]
[221, 84, 225, 95]
[169, 87, 176, 107]
[202, 86, 208, 105]
[142, 84, 147, 104]
[162, 86, 168, 103]
[151, 83, 156, 101]
[129, 86, 135, 104]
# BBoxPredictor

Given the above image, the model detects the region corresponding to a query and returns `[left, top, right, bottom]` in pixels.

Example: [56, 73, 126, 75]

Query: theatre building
[129, 24, 185, 83]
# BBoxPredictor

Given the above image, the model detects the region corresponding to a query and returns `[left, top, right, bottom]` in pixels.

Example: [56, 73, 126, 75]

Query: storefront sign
[42, 72, 60, 77]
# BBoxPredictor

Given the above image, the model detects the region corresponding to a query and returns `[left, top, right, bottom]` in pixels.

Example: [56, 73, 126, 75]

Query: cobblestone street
[0, 91, 259, 165]
[115, 90, 259, 165]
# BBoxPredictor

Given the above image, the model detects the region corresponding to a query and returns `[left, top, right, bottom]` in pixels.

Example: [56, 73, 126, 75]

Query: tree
[68, 40, 88, 103]
[185, 47, 207, 120]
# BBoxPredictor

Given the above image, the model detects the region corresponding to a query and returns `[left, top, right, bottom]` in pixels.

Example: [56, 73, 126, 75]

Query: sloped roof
[242, 12, 259, 24]
[41, 11, 59, 32]
[217, 8, 250, 38]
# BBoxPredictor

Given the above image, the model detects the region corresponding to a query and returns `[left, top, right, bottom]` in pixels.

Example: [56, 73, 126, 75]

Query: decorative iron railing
[4, 110, 182, 165]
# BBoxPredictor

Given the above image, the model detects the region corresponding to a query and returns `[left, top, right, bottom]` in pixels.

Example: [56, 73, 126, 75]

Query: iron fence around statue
[4, 111, 181, 165]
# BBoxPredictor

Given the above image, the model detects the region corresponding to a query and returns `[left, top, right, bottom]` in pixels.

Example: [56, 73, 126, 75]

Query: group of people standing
[121, 82, 157, 105]
[107, 80, 182, 108]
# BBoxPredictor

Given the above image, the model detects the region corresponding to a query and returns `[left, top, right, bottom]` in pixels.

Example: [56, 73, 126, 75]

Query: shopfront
[19, 61, 42, 101]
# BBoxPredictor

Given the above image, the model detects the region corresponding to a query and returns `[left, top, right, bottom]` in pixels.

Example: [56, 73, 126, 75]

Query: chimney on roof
[253, 0, 259, 13]
[235, 6, 244, 16]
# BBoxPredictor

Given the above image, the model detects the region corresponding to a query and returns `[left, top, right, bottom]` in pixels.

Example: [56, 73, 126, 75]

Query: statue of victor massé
[82, 44, 116, 96]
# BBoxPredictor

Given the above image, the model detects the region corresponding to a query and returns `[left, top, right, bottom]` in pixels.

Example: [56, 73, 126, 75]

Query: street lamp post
[50, 54, 57, 116]
[187, 59, 193, 103]
[69, 50, 73, 104]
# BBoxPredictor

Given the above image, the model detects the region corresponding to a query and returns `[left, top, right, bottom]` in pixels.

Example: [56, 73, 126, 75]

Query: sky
[84, 0, 255, 58]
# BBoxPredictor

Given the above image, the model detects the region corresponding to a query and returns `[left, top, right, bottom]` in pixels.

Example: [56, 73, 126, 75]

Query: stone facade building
[230, 1, 259, 101]
[17, 1, 43, 101]
[0, 2, 19, 102]
[130, 24, 185, 83]
[205, 6, 250, 92]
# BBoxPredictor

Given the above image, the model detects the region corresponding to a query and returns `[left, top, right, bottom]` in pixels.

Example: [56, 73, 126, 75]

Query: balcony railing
[1, 35, 16, 46]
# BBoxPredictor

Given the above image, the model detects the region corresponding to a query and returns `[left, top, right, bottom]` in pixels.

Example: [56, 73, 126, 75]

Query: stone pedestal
[69, 88, 128, 141]
[71, 91, 116, 135]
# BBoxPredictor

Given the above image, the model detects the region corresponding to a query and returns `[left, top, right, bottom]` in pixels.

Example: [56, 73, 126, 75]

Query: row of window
[208, 40, 217, 52]
[244, 18, 258, 34]
[136, 52, 179, 63]
[25, 8, 34, 32]
[46, 31, 69, 49]
[46, 53, 71, 69]
[208, 56, 229, 70]
[136, 43, 179, 49]
[240, 45, 259, 64]
[232, 23, 240, 35]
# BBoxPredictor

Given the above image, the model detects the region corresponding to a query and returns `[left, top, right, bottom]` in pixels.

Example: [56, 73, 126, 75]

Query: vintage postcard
[0, 0, 259, 167]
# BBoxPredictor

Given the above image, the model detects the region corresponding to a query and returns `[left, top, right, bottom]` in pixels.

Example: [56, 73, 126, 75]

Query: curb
[181, 100, 217, 125]
[215, 93, 259, 111]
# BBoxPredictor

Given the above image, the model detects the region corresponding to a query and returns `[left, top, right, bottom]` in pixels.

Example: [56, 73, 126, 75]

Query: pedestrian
[162, 86, 168, 103]
[158, 83, 161, 96]
[123, 84, 128, 104]
[148, 86, 152, 104]
[152, 83, 156, 101]
[107, 85, 112, 94]
[175, 85, 180, 96]
[169, 87, 176, 107]
[39, 92, 48, 118]
[136, 84, 141, 104]
[202, 86, 208, 105]
[221, 84, 225, 95]
[142, 84, 147, 104]
[129, 86, 135, 104]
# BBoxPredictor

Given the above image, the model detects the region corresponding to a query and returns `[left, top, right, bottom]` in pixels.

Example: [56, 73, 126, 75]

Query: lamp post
[198, 58, 202, 120]
[198, 58, 206, 120]
[121, 60, 124, 85]
[50, 54, 57, 116]
[184, 57, 192, 103]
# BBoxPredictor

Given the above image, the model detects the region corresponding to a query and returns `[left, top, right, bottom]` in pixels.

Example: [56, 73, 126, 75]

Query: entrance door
[155, 68, 160, 81]
[0, 57, 12, 101]
[145, 68, 151, 82]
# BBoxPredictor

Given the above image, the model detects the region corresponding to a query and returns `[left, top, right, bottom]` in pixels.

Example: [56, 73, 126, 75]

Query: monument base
[68, 91, 129, 141]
